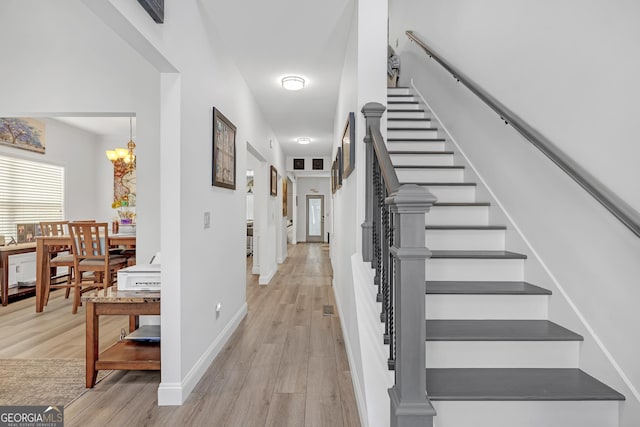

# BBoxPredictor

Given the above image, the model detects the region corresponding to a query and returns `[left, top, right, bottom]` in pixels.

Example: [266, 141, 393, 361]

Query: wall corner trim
[157, 302, 248, 405]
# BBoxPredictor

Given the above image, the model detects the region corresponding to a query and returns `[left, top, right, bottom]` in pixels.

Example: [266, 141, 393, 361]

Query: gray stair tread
[388, 138, 445, 142]
[426, 281, 551, 295]
[430, 250, 527, 259]
[389, 151, 457, 157]
[394, 165, 464, 170]
[425, 320, 583, 341]
[387, 109, 426, 112]
[426, 368, 625, 401]
[404, 182, 476, 186]
[389, 127, 438, 131]
[434, 202, 490, 207]
[388, 101, 419, 104]
[426, 225, 506, 230]
[388, 118, 431, 121]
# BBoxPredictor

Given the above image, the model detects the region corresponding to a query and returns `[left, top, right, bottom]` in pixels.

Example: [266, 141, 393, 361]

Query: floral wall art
[0, 118, 46, 154]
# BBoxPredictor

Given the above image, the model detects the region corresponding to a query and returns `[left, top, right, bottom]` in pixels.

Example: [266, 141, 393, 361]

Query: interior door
[306, 195, 324, 243]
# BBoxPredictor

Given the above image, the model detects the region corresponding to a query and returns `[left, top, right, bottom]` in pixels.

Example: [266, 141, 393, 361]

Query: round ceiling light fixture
[297, 137, 311, 145]
[282, 76, 305, 91]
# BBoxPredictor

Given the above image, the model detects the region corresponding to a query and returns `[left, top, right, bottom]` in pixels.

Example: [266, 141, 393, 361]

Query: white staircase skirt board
[420, 185, 476, 203]
[387, 102, 423, 110]
[387, 140, 445, 151]
[427, 258, 525, 281]
[426, 341, 579, 368]
[427, 206, 489, 226]
[387, 87, 412, 95]
[388, 119, 433, 129]
[426, 228, 505, 250]
[388, 129, 439, 139]
[387, 110, 426, 119]
[431, 401, 619, 427]
[426, 294, 548, 319]
[392, 154, 455, 168]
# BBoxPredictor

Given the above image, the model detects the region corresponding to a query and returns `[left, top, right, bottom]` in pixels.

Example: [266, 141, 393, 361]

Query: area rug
[0, 359, 110, 407]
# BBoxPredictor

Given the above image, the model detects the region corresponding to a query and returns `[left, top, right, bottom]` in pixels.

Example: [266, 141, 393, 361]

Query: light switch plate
[204, 211, 211, 229]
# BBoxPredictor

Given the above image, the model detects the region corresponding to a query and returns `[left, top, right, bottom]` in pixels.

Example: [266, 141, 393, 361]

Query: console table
[83, 288, 160, 388]
[0, 243, 37, 306]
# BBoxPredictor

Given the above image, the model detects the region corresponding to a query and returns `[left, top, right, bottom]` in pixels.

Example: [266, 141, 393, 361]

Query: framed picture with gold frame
[341, 112, 355, 178]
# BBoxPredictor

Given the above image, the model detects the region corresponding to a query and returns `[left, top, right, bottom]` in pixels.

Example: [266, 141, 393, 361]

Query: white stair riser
[388, 120, 433, 129]
[420, 186, 476, 203]
[388, 129, 439, 139]
[387, 102, 422, 110]
[431, 401, 619, 427]
[393, 154, 454, 167]
[426, 229, 505, 250]
[426, 294, 548, 319]
[387, 141, 445, 151]
[388, 96, 416, 103]
[426, 341, 579, 368]
[387, 110, 426, 119]
[427, 206, 489, 226]
[427, 258, 525, 281]
[387, 87, 412, 95]
[395, 168, 463, 183]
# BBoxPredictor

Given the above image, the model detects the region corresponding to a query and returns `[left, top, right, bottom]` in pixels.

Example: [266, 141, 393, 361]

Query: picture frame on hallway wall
[270, 165, 278, 197]
[331, 160, 336, 194]
[336, 147, 343, 189]
[212, 108, 237, 190]
[341, 112, 355, 178]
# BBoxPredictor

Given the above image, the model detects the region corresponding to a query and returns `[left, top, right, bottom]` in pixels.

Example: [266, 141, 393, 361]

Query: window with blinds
[0, 154, 65, 240]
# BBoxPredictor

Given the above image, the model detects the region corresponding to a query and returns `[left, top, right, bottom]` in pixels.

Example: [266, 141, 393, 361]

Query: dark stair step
[388, 138, 445, 142]
[388, 127, 439, 131]
[389, 151, 458, 157]
[387, 109, 426, 113]
[403, 182, 476, 187]
[388, 101, 420, 104]
[388, 118, 432, 122]
[433, 202, 490, 207]
[426, 280, 551, 295]
[426, 368, 625, 401]
[425, 320, 582, 341]
[426, 225, 505, 230]
[430, 250, 527, 259]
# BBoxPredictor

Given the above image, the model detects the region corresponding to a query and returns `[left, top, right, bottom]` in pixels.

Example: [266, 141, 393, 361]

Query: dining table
[35, 233, 136, 313]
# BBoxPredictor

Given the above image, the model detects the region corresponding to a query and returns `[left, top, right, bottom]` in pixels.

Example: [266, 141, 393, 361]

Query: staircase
[386, 87, 625, 427]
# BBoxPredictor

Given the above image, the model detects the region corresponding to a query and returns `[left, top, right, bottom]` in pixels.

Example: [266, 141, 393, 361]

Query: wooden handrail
[406, 30, 640, 238]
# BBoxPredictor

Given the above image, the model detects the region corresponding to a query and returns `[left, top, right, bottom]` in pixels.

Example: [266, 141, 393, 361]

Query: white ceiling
[203, 0, 356, 157]
[52, 1, 355, 157]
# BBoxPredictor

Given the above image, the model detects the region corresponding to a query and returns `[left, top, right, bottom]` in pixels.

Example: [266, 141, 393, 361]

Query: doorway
[306, 195, 324, 243]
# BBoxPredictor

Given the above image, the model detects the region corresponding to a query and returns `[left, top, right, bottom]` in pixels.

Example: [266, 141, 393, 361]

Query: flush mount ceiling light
[282, 76, 305, 91]
[297, 137, 311, 145]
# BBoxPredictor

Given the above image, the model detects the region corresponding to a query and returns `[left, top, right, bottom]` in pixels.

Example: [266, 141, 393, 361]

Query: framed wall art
[212, 108, 237, 190]
[341, 112, 355, 178]
[312, 158, 324, 170]
[331, 160, 337, 194]
[270, 165, 278, 196]
[0, 118, 46, 154]
[293, 158, 305, 170]
[336, 147, 343, 189]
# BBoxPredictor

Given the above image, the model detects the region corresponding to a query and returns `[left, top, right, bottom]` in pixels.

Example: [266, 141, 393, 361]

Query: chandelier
[105, 117, 136, 169]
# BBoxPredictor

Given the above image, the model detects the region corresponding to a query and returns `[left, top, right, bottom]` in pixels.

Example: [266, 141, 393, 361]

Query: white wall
[0, 119, 104, 224]
[295, 177, 331, 243]
[328, 0, 390, 425]
[390, 1, 640, 425]
[90, 0, 287, 403]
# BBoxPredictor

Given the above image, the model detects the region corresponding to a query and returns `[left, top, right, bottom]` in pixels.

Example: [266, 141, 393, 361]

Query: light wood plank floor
[62, 243, 361, 427]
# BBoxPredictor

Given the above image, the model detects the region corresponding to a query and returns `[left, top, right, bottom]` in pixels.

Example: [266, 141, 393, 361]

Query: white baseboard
[157, 302, 248, 405]
[259, 266, 277, 285]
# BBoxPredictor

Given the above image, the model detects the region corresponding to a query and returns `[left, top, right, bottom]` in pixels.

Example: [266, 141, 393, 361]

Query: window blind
[0, 154, 65, 240]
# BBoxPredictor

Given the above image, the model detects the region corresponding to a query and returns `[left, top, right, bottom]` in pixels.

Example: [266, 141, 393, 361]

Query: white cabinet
[7, 252, 37, 288]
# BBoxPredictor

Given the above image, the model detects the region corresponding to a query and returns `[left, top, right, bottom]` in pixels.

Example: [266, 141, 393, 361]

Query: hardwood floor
[62, 243, 361, 427]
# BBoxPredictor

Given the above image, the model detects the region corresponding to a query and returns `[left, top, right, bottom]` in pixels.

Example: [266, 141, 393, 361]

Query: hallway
[66, 243, 361, 426]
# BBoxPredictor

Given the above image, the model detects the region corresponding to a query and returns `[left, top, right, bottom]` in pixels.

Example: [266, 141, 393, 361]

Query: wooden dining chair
[39, 221, 74, 306]
[68, 222, 127, 314]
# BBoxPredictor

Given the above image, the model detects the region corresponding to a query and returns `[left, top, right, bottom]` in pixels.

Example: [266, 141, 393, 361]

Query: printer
[117, 263, 161, 291]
